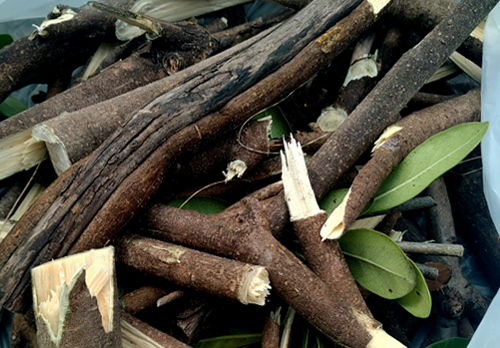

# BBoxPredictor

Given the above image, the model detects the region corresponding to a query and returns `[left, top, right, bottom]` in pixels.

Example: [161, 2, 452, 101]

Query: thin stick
[397, 241, 464, 257]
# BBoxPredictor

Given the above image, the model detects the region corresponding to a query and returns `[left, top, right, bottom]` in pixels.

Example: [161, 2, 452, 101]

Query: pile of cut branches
[0, 0, 499, 347]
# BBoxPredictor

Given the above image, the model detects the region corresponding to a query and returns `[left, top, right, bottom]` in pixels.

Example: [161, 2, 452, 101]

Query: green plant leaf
[319, 188, 348, 215]
[195, 334, 262, 348]
[426, 337, 470, 348]
[167, 197, 229, 215]
[396, 257, 432, 318]
[0, 34, 13, 49]
[366, 122, 488, 214]
[0, 96, 27, 118]
[339, 229, 417, 299]
[253, 106, 291, 139]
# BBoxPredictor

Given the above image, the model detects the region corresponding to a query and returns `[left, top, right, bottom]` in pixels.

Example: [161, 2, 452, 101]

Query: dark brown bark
[212, 9, 294, 51]
[446, 165, 500, 291]
[387, 0, 483, 66]
[0, 1, 126, 105]
[0, 15, 260, 140]
[10, 313, 38, 348]
[306, 0, 495, 208]
[375, 211, 401, 234]
[262, 311, 281, 348]
[0, 182, 23, 219]
[122, 286, 168, 315]
[121, 311, 190, 348]
[159, 119, 271, 200]
[0, 0, 371, 313]
[115, 234, 270, 305]
[425, 178, 489, 323]
[329, 89, 480, 238]
[292, 213, 371, 316]
[143, 199, 396, 347]
[404, 92, 455, 115]
[33, 23, 219, 175]
[422, 314, 458, 347]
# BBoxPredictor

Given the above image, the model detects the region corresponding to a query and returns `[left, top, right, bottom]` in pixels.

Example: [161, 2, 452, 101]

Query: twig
[397, 241, 464, 257]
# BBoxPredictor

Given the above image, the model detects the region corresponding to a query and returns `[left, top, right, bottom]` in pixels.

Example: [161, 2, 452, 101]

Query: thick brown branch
[143, 199, 402, 347]
[115, 234, 270, 305]
[0, 1, 126, 104]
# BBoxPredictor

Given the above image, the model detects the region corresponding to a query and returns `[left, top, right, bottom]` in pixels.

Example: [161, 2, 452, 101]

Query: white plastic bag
[469, 2, 500, 347]
[0, 0, 87, 22]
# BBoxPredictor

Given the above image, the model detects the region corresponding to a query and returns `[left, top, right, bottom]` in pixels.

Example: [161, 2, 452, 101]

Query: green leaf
[319, 189, 348, 215]
[426, 337, 470, 348]
[0, 96, 27, 117]
[339, 229, 417, 299]
[253, 106, 291, 139]
[366, 122, 488, 214]
[0, 34, 13, 49]
[167, 197, 229, 215]
[195, 334, 262, 348]
[396, 257, 432, 318]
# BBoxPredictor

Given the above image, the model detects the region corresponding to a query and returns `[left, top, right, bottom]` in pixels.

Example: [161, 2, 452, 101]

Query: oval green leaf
[396, 257, 432, 318]
[0, 96, 27, 118]
[366, 122, 488, 214]
[339, 229, 417, 299]
[253, 106, 292, 139]
[195, 334, 262, 348]
[0, 34, 13, 49]
[167, 197, 229, 215]
[426, 337, 470, 348]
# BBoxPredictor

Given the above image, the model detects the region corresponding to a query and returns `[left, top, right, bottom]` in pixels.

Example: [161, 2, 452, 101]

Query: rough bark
[32, 22, 219, 175]
[262, 310, 281, 348]
[321, 88, 480, 240]
[0, 0, 126, 105]
[121, 311, 190, 348]
[0, 17, 260, 140]
[280, 138, 371, 316]
[425, 178, 489, 323]
[158, 119, 272, 201]
[10, 313, 38, 348]
[144, 199, 401, 347]
[0, 0, 376, 313]
[122, 286, 168, 315]
[115, 235, 270, 305]
[305, 0, 495, 212]
[0, 181, 23, 219]
[403, 92, 455, 115]
[387, 0, 483, 66]
[446, 165, 500, 291]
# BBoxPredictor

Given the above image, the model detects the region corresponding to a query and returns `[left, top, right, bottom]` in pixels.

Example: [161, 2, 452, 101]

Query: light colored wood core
[32, 247, 115, 342]
[32, 124, 72, 176]
[242, 266, 271, 306]
[281, 136, 322, 221]
[367, 0, 393, 17]
[450, 51, 481, 83]
[317, 106, 348, 132]
[0, 128, 47, 180]
[121, 319, 164, 348]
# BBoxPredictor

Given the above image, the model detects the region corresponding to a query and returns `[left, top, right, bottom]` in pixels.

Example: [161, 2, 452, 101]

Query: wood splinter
[281, 136, 372, 316]
[31, 247, 120, 348]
